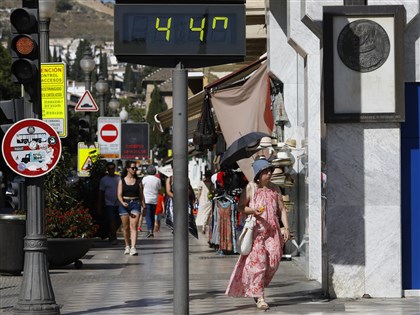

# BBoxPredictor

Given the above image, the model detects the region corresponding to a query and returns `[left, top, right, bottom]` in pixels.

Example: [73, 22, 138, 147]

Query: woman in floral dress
[225, 159, 290, 310]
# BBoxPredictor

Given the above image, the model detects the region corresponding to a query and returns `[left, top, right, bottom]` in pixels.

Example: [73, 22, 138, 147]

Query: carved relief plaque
[337, 19, 390, 73]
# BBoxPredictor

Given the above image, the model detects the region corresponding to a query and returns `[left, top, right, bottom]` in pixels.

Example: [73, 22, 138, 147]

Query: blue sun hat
[253, 159, 274, 182]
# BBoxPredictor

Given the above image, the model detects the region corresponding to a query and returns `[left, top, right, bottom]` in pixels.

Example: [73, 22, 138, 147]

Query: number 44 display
[114, 3, 245, 67]
[156, 16, 229, 42]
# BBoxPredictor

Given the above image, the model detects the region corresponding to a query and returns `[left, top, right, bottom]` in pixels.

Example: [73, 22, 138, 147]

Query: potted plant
[44, 149, 98, 268]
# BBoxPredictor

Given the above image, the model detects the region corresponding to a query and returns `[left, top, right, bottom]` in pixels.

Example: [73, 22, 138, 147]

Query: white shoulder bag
[237, 183, 257, 255]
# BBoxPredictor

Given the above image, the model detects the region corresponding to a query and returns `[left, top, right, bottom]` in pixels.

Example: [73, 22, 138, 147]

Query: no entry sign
[100, 124, 119, 143]
[1, 119, 62, 177]
[98, 117, 121, 159]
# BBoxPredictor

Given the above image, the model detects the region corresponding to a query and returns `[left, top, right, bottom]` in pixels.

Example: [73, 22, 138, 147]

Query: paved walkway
[1, 227, 419, 314]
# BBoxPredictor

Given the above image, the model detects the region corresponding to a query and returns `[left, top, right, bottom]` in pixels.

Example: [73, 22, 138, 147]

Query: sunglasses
[128, 167, 137, 170]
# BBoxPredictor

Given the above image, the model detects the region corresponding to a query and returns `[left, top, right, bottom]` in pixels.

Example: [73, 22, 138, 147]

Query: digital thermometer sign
[114, 3, 246, 67]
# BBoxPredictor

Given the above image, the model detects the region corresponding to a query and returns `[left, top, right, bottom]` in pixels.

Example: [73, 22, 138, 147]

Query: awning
[155, 56, 267, 138]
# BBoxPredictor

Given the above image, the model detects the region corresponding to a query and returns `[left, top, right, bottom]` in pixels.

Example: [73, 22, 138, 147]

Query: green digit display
[190, 17, 206, 42]
[116, 3, 246, 68]
[155, 17, 172, 41]
[212, 17, 229, 29]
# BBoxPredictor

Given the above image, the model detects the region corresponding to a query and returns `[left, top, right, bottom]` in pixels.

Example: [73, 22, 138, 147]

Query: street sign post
[1, 118, 62, 177]
[75, 90, 99, 112]
[98, 117, 121, 159]
[120, 123, 149, 160]
[41, 62, 67, 137]
[77, 142, 99, 177]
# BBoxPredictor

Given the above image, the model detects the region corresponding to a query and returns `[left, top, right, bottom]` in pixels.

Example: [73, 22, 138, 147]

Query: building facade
[267, 0, 419, 298]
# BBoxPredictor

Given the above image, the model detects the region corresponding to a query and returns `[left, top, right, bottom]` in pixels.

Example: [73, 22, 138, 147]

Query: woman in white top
[141, 165, 161, 238]
[196, 170, 213, 234]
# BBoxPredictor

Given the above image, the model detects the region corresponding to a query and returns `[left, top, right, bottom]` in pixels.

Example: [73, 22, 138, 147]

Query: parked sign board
[1, 119, 62, 177]
[77, 142, 99, 177]
[98, 117, 121, 159]
[121, 123, 149, 160]
[41, 62, 67, 137]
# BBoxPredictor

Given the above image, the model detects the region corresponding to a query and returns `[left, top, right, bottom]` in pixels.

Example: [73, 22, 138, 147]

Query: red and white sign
[98, 117, 121, 159]
[75, 90, 98, 112]
[1, 119, 62, 177]
[100, 124, 119, 143]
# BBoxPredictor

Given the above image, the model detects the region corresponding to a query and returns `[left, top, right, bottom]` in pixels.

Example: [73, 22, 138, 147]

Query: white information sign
[98, 117, 121, 159]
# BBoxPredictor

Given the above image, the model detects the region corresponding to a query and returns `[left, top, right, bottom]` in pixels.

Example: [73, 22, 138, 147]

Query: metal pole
[84, 72, 92, 142]
[14, 2, 60, 311]
[172, 63, 189, 315]
[84, 72, 91, 92]
[39, 19, 50, 63]
[14, 179, 60, 315]
[99, 93, 105, 117]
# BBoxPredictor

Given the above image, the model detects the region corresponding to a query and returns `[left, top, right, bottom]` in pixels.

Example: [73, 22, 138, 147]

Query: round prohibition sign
[1, 118, 62, 177]
[100, 124, 119, 143]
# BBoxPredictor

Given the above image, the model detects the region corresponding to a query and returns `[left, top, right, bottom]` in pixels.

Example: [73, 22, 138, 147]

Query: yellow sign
[77, 142, 100, 177]
[41, 62, 67, 138]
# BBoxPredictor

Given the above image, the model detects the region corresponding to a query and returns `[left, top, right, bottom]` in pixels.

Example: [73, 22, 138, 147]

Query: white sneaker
[124, 246, 130, 255]
[129, 247, 138, 256]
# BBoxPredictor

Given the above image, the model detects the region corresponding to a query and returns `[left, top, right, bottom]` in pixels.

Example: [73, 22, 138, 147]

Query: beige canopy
[210, 63, 273, 180]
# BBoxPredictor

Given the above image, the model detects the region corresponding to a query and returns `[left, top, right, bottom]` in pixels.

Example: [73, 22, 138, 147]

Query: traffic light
[78, 115, 91, 142]
[5, 177, 26, 212]
[10, 7, 40, 101]
[0, 98, 24, 140]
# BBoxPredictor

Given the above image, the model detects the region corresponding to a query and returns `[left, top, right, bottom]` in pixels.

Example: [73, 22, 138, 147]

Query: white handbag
[237, 215, 256, 255]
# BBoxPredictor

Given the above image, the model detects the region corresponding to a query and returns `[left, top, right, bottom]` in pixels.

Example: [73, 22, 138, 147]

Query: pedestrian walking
[142, 165, 161, 238]
[225, 158, 290, 310]
[196, 170, 213, 234]
[154, 189, 165, 232]
[117, 161, 146, 256]
[97, 161, 121, 244]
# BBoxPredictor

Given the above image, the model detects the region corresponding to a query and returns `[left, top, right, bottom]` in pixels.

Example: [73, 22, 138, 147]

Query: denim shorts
[118, 199, 140, 217]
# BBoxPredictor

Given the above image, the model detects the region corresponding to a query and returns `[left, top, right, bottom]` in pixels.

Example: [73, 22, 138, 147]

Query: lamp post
[95, 74, 108, 117]
[108, 96, 120, 117]
[119, 107, 129, 122]
[13, 1, 61, 314]
[79, 47, 95, 92]
[79, 47, 95, 142]
[39, 0, 56, 63]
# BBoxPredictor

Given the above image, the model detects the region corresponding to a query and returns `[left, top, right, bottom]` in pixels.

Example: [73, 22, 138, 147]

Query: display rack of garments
[210, 193, 239, 254]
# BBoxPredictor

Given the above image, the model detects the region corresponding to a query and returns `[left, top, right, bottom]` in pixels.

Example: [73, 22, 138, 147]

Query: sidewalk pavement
[1, 226, 419, 314]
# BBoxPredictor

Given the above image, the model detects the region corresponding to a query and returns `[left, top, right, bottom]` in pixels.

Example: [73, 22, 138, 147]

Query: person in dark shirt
[117, 161, 146, 256]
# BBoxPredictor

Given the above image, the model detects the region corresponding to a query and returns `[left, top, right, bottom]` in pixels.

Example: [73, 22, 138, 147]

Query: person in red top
[154, 189, 165, 233]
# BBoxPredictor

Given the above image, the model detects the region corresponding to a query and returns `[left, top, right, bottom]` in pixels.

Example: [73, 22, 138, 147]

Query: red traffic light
[9, 6, 40, 99]
[12, 35, 37, 57]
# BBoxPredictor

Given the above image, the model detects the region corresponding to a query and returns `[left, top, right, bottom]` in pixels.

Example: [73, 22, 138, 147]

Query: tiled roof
[143, 68, 172, 83]
[158, 78, 173, 93]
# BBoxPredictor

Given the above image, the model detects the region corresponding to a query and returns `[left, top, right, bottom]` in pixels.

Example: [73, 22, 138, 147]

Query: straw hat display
[257, 136, 273, 149]
[285, 138, 296, 148]
[282, 194, 294, 212]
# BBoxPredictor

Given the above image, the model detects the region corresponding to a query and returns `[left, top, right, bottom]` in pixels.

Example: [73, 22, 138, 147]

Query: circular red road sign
[1, 118, 62, 177]
[100, 124, 119, 143]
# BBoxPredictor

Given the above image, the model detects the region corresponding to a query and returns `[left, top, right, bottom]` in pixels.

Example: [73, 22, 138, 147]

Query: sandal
[255, 297, 269, 310]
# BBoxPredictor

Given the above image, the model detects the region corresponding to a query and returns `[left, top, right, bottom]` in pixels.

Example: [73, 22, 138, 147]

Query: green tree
[0, 44, 20, 100]
[56, 0, 73, 12]
[123, 64, 135, 93]
[146, 84, 169, 149]
[69, 39, 92, 81]
[99, 51, 108, 80]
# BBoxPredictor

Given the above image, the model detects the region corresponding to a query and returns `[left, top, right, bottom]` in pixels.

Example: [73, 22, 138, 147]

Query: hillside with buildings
[0, 0, 114, 43]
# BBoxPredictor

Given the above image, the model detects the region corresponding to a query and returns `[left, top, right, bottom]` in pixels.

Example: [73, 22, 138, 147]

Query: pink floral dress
[225, 184, 284, 297]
